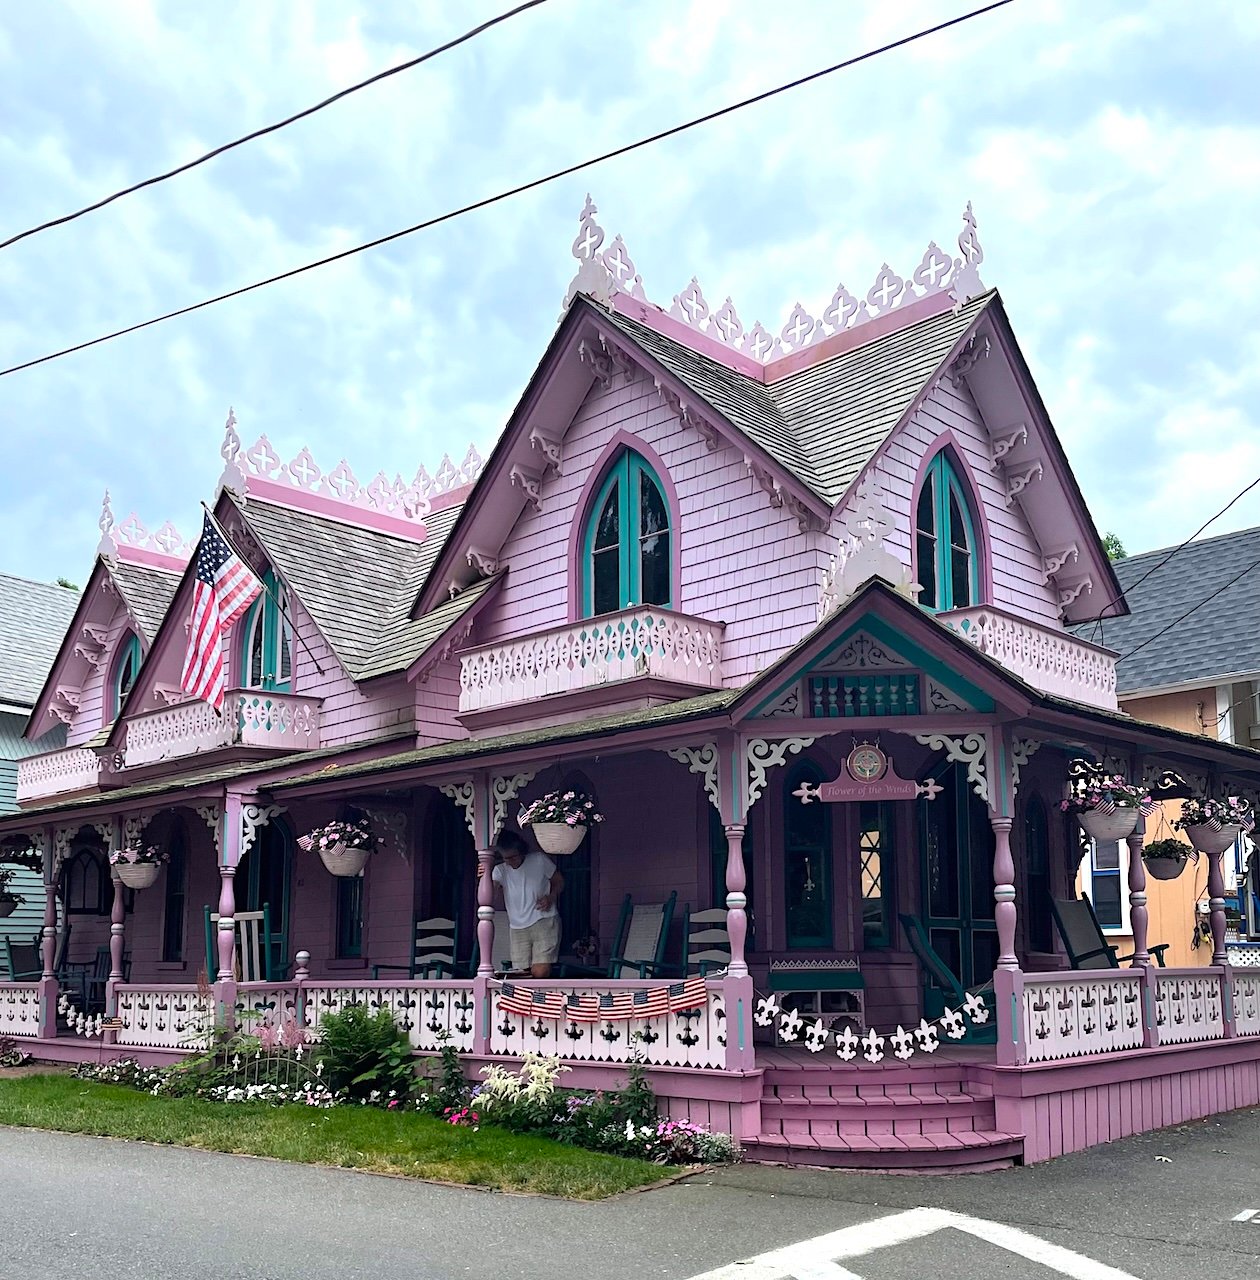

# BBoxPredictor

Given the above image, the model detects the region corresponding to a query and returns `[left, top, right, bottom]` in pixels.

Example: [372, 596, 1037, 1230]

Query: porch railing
[114, 986, 214, 1051]
[122, 689, 322, 768]
[487, 977, 727, 1069]
[301, 981, 477, 1054]
[1020, 971, 1145, 1063]
[458, 607, 725, 714]
[1232, 969, 1260, 1037]
[16, 747, 104, 804]
[1155, 970, 1225, 1044]
[937, 604, 1118, 710]
[0, 982, 41, 1039]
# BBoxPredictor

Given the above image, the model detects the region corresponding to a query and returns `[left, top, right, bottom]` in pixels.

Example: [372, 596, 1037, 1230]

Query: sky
[2, 0, 1258, 587]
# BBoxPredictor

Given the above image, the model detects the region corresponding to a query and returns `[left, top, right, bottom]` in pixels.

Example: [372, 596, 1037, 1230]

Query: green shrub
[316, 1003, 415, 1102]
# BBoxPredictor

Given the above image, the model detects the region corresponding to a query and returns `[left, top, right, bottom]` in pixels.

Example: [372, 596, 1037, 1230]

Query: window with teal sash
[111, 632, 142, 718]
[239, 572, 292, 691]
[915, 451, 980, 611]
[581, 450, 671, 616]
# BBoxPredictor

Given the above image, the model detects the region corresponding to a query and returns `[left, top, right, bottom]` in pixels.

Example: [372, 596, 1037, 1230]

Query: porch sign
[793, 743, 942, 805]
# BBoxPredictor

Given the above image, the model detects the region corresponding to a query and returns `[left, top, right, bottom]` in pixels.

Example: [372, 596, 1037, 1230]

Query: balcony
[122, 690, 323, 768]
[16, 747, 105, 805]
[938, 605, 1118, 710]
[459, 607, 725, 718]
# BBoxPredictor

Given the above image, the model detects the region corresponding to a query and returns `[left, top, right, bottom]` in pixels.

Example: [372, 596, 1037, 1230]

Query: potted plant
[297, 817, 375, 876]
[0, 868, 25, 918]
[1141, 837, 1197, 881]
[1060, 775, 1152, 842]
[518, 790, 604, 855]
[1174, 796, 1253, 856]
[109, 841, 167, 889]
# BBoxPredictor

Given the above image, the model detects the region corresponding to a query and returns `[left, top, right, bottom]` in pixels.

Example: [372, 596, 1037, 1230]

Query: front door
[920, 762, 996, 991]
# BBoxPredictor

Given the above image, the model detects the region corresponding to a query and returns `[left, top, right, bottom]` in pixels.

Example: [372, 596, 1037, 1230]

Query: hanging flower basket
[530, 822, 587, 856]
[1079, 808, 1139, 842]
[115, 862, 160, 890]
[298, 819, 375, 877]
[108, 841, 167, 889]
[518, 789, 603, 857]
[1182, 823, 1241, 857]
[1141, 839, 1196, 882]
[1174, 796, 1252, 856]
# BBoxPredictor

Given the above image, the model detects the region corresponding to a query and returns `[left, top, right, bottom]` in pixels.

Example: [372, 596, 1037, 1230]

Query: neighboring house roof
[110, 560, 182, 642]
[598, 293, 992, 507]
[0, 573, 80, 710]
[230, 495, 466, 682]
[1084, 526, 1260, 695]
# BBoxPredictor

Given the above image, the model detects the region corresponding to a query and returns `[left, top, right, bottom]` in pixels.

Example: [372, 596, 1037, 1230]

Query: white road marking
[1233, 1208, 1259, 1222]
[685, 1207, 1144, 1280]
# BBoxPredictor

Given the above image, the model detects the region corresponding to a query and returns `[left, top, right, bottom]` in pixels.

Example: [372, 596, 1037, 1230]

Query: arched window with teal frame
[110, 632, 142, 718]
[238, 572, 293, 692]
[581, 449, 672, 616]
[915, 449, 981, 611]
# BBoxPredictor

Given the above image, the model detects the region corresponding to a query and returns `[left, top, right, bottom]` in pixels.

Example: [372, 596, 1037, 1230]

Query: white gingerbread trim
[914, 731, 989, 805]
[746, 737, 816, 810]
[241, 803, 285, 857]
[663, 743, 720, 812]
[439, 781, 477, 842]
[491, 771, 537, 841]
[1011, 737, 1042, 798]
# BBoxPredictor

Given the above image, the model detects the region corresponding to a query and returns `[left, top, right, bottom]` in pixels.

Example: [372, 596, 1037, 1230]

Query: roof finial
[218, 405, 248, 498]
[949, 201, 986, 305]
[96, 489, 117, 561]
[561, 195, 615, 317]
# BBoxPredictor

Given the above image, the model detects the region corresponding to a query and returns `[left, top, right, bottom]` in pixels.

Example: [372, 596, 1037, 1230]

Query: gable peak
[560, 196, 988, 377]
[96, 488, 192, 571]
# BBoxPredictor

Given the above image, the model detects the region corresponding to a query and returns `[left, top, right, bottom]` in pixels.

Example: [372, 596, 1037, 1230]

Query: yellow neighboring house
[1075, 528, 1260, 969]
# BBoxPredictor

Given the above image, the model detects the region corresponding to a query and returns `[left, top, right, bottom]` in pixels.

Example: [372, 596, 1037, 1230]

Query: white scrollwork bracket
[663, 743, 720, 812]
[439, 781, 477, 842]
[241, 803, 285, 857]
[92, 821, 115, 847]
[914, 731, 989, 805]
[363, 807, 410, 862]
[746, 737, 816, 810]
[491, 771, 537, 842]
[122, 814, 155, 847]
[1011, 738, 1042, 799]
[52, 826, 75, 880]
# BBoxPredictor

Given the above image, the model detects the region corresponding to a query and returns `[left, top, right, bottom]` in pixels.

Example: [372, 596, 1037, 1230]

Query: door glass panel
[930, 929, 961, 986]
[785, 770, 832, 947]
[859, 801, 893, 947]
[948, 488, 972, 608]
[924, 774, 959, 917]
[592, 547, 620, 615]
[640, 530, 670, 606]
[594, 488, 619, 550]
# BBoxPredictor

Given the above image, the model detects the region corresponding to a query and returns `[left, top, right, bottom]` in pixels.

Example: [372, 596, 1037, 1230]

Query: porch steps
[745, 1062, 1024, 1172]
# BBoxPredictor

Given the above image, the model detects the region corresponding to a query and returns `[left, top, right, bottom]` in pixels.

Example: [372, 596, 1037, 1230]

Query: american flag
[497, 975, 708, 1022]
[180, 512, 262, 711]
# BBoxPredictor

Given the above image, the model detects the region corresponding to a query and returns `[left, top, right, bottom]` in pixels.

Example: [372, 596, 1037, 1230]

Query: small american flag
[497, 975, 708, 1023]
[180, 512, 262, 711]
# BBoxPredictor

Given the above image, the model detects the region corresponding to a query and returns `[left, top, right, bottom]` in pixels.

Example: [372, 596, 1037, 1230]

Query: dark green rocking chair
[898, 913, 997, 1044]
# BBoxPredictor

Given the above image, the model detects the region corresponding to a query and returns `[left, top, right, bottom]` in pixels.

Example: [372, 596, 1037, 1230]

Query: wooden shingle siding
[479, 373, 829, 685]
[65, 605, 132, 747]
[854, 381, 1060, 624]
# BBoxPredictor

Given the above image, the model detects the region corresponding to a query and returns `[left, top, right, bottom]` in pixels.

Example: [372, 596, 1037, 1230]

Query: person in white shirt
[488, 830, 564, 976]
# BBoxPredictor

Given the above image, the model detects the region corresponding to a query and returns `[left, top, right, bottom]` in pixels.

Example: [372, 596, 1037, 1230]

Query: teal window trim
[239, 572, 292, 692]
[111, 632, 142, 718]
[580, 450, 672, 617]
[916, 451, 980, 612]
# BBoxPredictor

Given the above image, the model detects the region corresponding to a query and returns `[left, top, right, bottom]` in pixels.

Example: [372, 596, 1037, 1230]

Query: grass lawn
[0, 1074, 667, 1199]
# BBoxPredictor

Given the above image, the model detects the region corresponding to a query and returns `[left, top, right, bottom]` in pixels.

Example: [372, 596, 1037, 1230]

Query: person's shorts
[510, 915, 561, 970]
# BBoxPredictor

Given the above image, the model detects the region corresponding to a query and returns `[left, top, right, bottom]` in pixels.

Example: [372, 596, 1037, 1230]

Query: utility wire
[1118, 550, 1260, 665]
[0, 0, 551, 252]
[0, 0, 1016, 380]
[1091, 473, 1260, 641]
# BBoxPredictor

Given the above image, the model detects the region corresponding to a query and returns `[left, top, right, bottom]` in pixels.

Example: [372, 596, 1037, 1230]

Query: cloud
[1, 0, 1258, 588]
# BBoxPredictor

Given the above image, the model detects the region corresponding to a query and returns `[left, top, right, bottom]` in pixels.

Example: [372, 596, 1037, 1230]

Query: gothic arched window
[915, 450, 980, 611]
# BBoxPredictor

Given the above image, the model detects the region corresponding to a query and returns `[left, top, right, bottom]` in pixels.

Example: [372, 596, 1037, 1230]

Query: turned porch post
[1125, 820, 1151, 966]
[991, 816, 1018, 970]
[476, 848, 496, 978]
[38, 828, 58, 1039]
[724, 823, 750, 977]
[214, 793, 243, 1028]
[1207, 844, 1229, 967]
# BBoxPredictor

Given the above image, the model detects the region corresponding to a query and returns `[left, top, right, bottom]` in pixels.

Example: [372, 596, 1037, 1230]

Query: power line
[0, 0, 1017, 380]
[1118, 550, 1260, 665]
[0, 0, 551, 253]
[1091, 474, 1260, 641]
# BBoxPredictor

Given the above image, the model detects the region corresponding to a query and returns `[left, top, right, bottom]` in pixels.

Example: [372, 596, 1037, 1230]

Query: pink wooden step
[742, 1129, 1024, 1173]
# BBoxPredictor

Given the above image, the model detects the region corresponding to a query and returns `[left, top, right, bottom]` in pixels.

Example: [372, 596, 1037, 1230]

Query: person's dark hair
[495, 829, 528, 857]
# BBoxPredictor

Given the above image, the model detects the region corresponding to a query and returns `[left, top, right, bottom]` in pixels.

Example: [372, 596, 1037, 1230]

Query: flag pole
[199, 501, 327, 676]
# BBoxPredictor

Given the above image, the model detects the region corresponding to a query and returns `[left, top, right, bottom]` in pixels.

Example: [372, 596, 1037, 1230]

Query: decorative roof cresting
[97, 489, 192, 565]
[216, 408, 485, 521]
[562, 196, 986, 364]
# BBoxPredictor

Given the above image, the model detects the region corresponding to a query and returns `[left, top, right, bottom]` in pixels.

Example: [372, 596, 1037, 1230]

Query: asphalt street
[2, 1106, 1258, 1280]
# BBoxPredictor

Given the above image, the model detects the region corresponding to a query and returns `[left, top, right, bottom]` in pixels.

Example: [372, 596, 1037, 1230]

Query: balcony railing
[122, 689, 322, 768]
[16, 747, 105, 804]
[459, 607, 725, 715]
[938, 605, 1118, 710]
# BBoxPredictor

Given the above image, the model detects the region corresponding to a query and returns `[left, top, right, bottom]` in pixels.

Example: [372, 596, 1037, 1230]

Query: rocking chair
[1050, 896, 1169, 969]
[559, 893, 677, 978]
[898, 913, 997, 1043]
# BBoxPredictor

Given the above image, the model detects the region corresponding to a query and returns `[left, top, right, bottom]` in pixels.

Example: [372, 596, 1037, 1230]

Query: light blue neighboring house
[0, 572, 80, 966]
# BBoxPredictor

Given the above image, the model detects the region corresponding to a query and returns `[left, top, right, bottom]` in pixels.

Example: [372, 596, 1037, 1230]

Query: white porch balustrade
[0, 982, 41, 1038]
[1155, 970, 1226, 1044]
[1232, 969, 1260, 1037]
[122, 690, 322, 769]
[113, 986, 214, 1050]
[16, 748, 104, 803]
[301, 981, 477, 1054]
[1021, 971, 1146, 1063]
[938, 605, 1118, 710]
[459, 607, 725, 714]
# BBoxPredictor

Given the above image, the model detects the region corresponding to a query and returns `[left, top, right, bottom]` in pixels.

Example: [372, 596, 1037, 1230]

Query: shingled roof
[598, 293, 992, 506]
[1082, 526, 1260, 695]
[0, 574, 80, 709]
[110, 559, 181, 642]
[234, 496, 468, 682]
